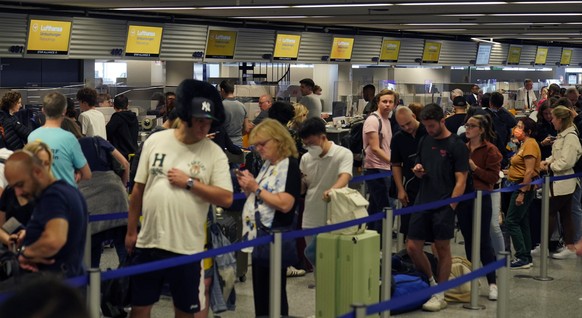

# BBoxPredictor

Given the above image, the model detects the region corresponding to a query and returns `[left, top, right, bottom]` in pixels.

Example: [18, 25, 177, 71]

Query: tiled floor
[100, 239, 582, 318]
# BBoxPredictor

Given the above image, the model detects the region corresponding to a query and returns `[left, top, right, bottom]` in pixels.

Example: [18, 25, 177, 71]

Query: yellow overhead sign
[206, 30, 237, 59]
[330, 37, 354, 61]
[507, 45, 522, 65]
[535, 47, 548, 65]
[26, 19, 72, 55]
[125, 25, 163, 57]
[560, 48, 573, 65]
[380, 39, 400, 62]
[273, 34, 301, 60]
[422, 41, 441, 63]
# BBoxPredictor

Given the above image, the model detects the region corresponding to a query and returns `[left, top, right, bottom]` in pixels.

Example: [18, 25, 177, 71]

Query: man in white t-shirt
[299, 117, 353, 265]
[77, 87, 107, 138]
[362, 89, 396, 235]
[125, 79, 233, 318]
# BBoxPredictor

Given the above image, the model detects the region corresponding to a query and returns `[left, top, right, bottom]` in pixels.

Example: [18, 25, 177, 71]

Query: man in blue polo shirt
[5, 150, 87, 278]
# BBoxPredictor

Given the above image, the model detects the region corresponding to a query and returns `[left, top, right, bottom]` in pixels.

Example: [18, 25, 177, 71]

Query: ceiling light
[232, 16, 332, 19]
[292, 3, 392, 8]
[491, 13, 582, 16]
[398, 1, 507, 5]
[404, 23, 478, 26]
[407, 29, 468, 32]
[112, 7, 196, 10]
[199, 5, 291, 9]
[513, 1, 582, 4]
[440, 14, 486, 17]
[471, 37, 498, 43]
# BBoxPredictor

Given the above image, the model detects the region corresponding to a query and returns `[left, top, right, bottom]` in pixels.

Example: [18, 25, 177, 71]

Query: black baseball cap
[453, 96, 467, 107]
[175, 79, 225, 125]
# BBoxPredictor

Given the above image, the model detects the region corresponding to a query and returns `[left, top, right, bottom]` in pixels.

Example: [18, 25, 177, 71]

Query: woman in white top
[540, 106, 582, 259]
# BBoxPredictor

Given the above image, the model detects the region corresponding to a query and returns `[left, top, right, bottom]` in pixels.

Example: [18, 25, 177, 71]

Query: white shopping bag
[327, 187, 369, 235]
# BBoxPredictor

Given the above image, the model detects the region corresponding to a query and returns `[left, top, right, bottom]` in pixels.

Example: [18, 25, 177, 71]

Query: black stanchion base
[533, 276, 554, 281]
[463, 304, 486, 310]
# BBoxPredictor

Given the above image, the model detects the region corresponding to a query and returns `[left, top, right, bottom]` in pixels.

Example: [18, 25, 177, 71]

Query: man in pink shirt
[362, 89, 397, 234]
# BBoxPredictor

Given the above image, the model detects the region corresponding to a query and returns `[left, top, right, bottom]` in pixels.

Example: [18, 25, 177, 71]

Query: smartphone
[232, 168, 244, 177]
[2, 217, 23, 234]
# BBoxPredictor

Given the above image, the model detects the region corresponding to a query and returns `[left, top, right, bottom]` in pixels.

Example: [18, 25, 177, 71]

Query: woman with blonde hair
[237, 118, 300, 317]
[288, 103, 308, 130]
[540, 106, 582, 259]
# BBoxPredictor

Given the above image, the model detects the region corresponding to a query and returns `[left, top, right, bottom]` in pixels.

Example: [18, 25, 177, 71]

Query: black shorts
[130, 248, 203, 313]
[407, 205, 455, 241]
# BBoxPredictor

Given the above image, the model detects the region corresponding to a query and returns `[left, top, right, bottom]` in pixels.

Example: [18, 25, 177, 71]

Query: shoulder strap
[369, 112, 383, 148]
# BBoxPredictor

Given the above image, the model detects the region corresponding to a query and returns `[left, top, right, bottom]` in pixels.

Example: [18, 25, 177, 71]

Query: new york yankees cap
[175, 79, 225, 125]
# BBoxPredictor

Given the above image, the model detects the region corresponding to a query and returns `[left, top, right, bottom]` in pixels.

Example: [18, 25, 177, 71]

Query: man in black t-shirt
[5, 151, 87, 278]
[407, 103, 469, 312]
[391, 106, 427, 235]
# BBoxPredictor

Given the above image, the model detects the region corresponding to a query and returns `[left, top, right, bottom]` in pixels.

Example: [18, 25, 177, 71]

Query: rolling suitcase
[316, 230, 380, 318]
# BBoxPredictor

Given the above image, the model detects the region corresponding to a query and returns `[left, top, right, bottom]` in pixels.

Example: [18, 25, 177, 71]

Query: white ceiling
[5, 0, 582, 45]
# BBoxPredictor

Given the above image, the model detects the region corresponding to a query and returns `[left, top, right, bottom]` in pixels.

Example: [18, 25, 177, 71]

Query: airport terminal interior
[3, 1, 582, 317]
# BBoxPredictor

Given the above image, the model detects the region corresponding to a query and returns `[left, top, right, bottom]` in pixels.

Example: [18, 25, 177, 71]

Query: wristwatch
[18, 246, 31, 259]
[185, 178, 194, 190]
[255, 187, 263, 198]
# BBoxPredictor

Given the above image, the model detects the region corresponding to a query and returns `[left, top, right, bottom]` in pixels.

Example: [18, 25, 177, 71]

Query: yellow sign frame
[507, 45, 522, 65]
[205, 30, 237, 59]
[273, 34, 301, 60]
[26, 19, 72, 55]
[380, 39, 400, 62]
[560, 48, 573, 66]
[534, 47, 549, 65]
[330, 37, 354, 61]
[422, 41, 441, 63]
[125, 25, 163, 57]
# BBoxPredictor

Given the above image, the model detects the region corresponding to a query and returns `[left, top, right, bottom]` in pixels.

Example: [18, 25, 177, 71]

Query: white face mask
[306, 145, 323, 157]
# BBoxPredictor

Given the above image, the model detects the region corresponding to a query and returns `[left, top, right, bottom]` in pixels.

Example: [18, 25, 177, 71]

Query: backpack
[391, 274, 430, 314]
[444, 256, 476, 303]
[340, 113, 382, 167]
[565, 131, 582, 173]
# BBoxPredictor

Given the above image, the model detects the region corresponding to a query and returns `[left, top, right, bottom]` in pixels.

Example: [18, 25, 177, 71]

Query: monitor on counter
[26, 19, 72, 55]
[125, 25, 163, 57]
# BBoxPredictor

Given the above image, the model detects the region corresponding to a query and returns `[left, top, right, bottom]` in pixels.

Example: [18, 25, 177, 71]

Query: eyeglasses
[464, 124, 480, 129]
[253, 139, 272, 148]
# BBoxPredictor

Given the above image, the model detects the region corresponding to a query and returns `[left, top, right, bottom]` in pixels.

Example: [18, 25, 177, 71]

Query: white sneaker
[552, 248, 577, 259]
[488, 285, 498, 301]
[422, 295, 447, 312]
[286, 266, 306, 277]
[531, 245, 541, 256]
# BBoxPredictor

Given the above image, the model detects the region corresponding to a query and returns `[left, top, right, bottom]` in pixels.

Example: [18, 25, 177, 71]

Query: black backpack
[340, 113, 382, 167]
[566, 131, 582, 173]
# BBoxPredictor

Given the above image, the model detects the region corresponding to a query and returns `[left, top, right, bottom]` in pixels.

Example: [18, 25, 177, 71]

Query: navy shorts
[407, 205, 456, 242]
[130, 248, 203, 313]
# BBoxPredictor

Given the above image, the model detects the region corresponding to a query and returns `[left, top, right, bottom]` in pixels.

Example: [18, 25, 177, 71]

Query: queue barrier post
[381, 207, 393, 318]
[464, 190, 485, 310]
[269, 231, 282, 318]
[497, 252, 510, 318]
[88, 268, 101, 318]
[353, 303, 367, 318]
[84, 224, 91, 269]
[534, 175, 554, 281]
